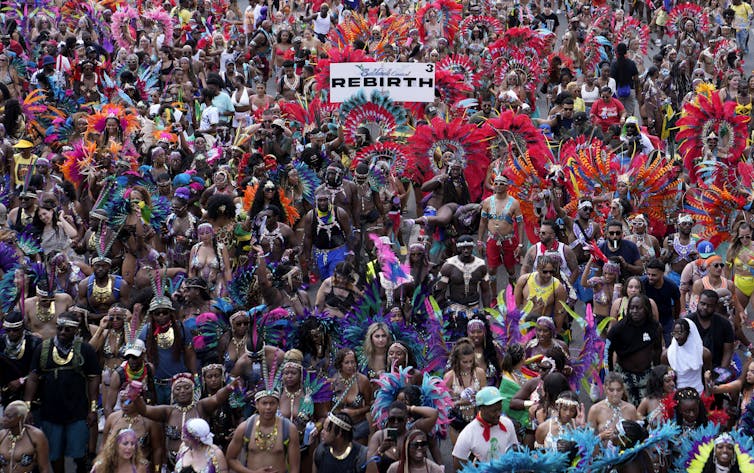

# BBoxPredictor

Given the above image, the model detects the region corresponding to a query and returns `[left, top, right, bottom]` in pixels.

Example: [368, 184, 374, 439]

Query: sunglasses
[388, 416, 406, 423]
[57, 325, 77, 332]
[541, 270, 556, 275]
[608, 231, 622, 236]
[410, 440, 428, 448]
[741, 235, 752, 240]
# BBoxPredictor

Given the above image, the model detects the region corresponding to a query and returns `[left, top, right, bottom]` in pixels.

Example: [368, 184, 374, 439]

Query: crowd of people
[2, 0, 754, 471]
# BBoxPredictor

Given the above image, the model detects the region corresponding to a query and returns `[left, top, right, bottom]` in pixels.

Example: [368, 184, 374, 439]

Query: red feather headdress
[676, 91, 748, 187]
[666, 3, 710, 36]
[482, 110, 552, 170]
[314, 45, 374, 95]
[61, 140, 100, 190]
[458, 15, 504, 39]
[437, 54, 481, 89]
[416, 0, 463, 44]
[615, 16, 650, 55]
[352, 142, 409, 176]
[405, 116, 488, 201]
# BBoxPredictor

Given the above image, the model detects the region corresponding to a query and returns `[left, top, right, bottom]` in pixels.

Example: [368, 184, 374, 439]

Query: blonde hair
[363, 322, 391, 366]
[92, 428, 146, 473]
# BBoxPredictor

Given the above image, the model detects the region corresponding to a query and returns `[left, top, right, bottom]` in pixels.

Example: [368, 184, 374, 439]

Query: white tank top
[313, 14, 331, 35]
[533, 242, 571, 277]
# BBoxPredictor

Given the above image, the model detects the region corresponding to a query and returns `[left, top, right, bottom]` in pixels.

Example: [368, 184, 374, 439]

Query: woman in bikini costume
[581, 257, 621, 329]
[637, 365, 676, 428]
[725, 223, 754, 313]
[0, 401, 51, 473]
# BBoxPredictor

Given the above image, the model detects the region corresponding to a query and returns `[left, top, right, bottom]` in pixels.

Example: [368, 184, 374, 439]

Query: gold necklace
[36, 301, 56, 323]
[254, 418, 278, 452]
[157, 327, 175, 349]
[52, 345, 74, 365]
[283, 386, 302, 420]
[91, 278, 112, 305]
[8, 427, 25, 473]
[330, 444, 352, 460]
[231, 335, 247, 356]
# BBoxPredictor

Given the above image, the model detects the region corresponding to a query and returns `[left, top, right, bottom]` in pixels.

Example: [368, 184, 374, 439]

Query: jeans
[737, 28, 750, 53]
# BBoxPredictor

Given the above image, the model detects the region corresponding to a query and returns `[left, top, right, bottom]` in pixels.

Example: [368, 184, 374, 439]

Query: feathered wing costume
[351, 142, 409, 177]
[615, 16, 650, 55]
[241, 183, 299, 227]
[483, 110, 552, 170]
[437, 54, 482, 90]
[338, 287, 426, 373]
[416, 0, 463, 44]
[676, 91, 748, 188]
[405, 116, 489, 201]
[560, 303, 604, 394]
[460, 447, 569, 473]
[666, 3, 710, 37]
[591, 422, 680, 472]
[61, 140, 100, 190]
[278, 96, 340, 141]
[338, 90, 408, 145]
[370, 367, 453, 439]
[674, 423, 754, 473]
[683, 184, 746, 245]
[314, 46, 375, 98]
[327, 13, 410, 58]
[558, 426, 602, 472]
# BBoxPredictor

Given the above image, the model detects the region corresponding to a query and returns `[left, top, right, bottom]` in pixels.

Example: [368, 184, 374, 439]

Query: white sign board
[329, 62, 436, 103]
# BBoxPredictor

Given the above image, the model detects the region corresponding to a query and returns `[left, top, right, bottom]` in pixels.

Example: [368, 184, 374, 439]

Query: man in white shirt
[452, 387, 518, 470]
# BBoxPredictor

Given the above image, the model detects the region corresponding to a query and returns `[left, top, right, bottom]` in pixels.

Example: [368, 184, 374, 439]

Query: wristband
[90, 401, 97, 412]
[25, 401, 31, 410]
[524, 400, 534, 408]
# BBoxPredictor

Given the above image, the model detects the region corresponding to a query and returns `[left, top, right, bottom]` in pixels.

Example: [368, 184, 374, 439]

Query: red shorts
[486, 235, 519, 272]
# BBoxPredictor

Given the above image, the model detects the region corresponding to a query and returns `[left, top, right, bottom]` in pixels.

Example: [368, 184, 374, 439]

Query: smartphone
[386, 428, 398, 441]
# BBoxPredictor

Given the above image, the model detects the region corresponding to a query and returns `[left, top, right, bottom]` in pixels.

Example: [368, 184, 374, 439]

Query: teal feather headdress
[592, 422, 680, 472]
[460, 446, 569, 473]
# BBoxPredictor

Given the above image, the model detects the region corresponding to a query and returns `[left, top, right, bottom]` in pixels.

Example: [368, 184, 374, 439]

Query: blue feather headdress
[460, 447, 569, 473]
[371, 367, 453, 438]
[592, 422, 680, 472]
[557, 426, 601, 472]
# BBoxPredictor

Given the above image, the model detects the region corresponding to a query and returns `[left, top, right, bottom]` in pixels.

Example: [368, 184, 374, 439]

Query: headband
[409, 242, 425, 251]
[328, 413, 352, 431]
[629, 214, 647, 225]
[467, 318, 485, 330]
[555, 398, 580, 408]
[36, 286, 50, 298]
[456, 240, 475, 248]
[539, 356, 556, 374]
[171, 372, 195, 388]
[714, 433, 734, 446]
[201, 363, 223, 375]
[91, 256, 112, 265]
[603, 261, 621, 275]
[57, 318, 79, 328]
[706, 255, 723, 265]
[3, 319, 23, 329]
[389, 342, 408, 353]
[536, 316, 556, 333]
[198, 223, 214, 232]
[678, 214, 694, 224]
[578, 200, 594, 210]
[254, 388, 280, 402]
[116, 428, 137, 442]
[229, 311, 249, 323]
[494, 175, 510, 184]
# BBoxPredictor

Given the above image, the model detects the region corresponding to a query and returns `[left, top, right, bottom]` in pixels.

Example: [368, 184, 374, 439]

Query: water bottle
[303, 421, 315, 446]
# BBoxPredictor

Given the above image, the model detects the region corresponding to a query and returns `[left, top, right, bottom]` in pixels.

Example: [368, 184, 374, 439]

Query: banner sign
[329, 62, 436, 103]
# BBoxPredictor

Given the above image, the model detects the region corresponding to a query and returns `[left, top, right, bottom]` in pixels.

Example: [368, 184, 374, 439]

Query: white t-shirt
[199, 104, 219, 131]
[452, 416, 518, 463]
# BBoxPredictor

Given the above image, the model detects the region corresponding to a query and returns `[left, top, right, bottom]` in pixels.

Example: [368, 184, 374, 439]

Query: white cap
[123, 339, 146, 358]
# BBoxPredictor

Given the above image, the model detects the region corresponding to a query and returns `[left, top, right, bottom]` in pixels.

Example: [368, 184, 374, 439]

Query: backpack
[39, 338, 85, 379]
